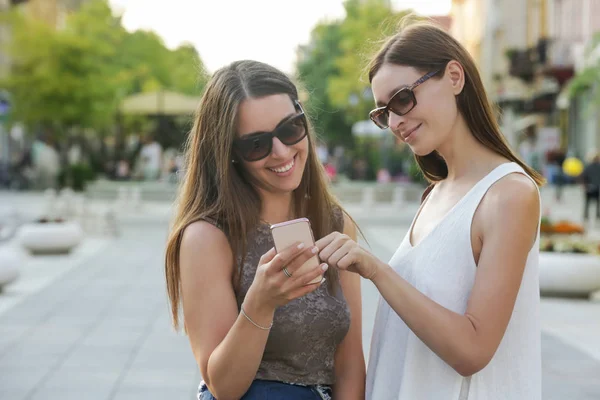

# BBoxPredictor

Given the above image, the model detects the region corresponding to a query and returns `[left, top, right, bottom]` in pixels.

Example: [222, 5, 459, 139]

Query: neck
[258, 189, 295, 225]
[436, 114, 507, 182]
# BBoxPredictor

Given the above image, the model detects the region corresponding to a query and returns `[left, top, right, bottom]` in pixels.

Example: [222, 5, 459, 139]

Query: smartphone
[270, 218, 324, 285]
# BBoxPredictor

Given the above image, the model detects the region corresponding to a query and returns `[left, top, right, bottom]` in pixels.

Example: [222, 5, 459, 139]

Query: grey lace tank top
[203, 210, 351, 386]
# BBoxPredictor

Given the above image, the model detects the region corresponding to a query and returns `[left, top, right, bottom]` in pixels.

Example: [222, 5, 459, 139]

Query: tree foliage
[2, 0, 207, 133]
[296, 0, 412, 139]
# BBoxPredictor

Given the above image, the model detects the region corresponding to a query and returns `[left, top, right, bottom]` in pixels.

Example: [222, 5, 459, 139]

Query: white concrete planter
[17, 221, 83, 255]
[0, 246, 21, 287]
[539, 252, 600, 297]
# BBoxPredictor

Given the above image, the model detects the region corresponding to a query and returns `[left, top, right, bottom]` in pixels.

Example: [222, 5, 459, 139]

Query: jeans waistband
[198, 379, 332, 400]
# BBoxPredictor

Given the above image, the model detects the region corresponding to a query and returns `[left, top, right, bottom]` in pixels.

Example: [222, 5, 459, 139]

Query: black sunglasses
[233, 101, 308, 162]
[369, 70, 440, 129]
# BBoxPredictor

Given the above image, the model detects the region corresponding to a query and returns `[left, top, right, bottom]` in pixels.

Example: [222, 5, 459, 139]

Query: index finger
[314, 232, 338, 250]
[259, 247, 277, 265]
[269, 242, 308, 269]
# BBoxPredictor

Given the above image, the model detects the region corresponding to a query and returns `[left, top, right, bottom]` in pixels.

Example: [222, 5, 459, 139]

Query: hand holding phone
[270, 218, 324, 285]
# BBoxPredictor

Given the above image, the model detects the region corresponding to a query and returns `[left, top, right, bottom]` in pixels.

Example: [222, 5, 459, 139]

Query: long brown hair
[165, 60, 348, 330]
[368, 21, 545, 186]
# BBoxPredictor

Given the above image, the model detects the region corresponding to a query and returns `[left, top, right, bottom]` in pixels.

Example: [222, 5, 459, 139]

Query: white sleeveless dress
[366, 163, 542, 400]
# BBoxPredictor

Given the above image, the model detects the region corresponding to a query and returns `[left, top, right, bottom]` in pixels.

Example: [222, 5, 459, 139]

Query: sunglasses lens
[237, 135, 271, 162]
[389, 90, 415, 116]
[370, 109, 388, 129]
[277, 114, 307, 145]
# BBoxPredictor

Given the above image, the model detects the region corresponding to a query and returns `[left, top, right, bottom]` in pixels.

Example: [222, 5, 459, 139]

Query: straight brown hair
[368, 21, 545, 186]
[165, 60, 350, 330]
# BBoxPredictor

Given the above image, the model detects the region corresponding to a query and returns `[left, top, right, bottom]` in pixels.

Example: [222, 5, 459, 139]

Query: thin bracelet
[240, 306, 273, 330]
[365, 263, 378, 280]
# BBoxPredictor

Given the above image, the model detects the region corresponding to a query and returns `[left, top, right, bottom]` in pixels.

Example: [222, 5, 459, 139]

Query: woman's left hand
[315, 232, 379, 279]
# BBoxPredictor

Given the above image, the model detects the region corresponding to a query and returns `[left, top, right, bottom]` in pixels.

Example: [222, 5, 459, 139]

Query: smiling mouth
[268, 156, 295, 173]
[403, 124, 421, 140]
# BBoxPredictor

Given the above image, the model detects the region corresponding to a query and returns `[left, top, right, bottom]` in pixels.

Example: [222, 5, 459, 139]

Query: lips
[401, 123, 421, 141]
[268, 156, 295, 173]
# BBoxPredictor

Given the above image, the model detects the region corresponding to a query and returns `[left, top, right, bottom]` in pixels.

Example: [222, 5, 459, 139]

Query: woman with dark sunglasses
[315, 22, 544, 400]
[165, 60, 365, 400]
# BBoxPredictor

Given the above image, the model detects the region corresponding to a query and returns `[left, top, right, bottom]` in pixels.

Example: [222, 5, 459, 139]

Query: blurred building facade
[451, 0, 600, 161]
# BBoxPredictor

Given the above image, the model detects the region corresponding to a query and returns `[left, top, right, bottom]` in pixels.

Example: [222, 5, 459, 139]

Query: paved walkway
[0, 187, 599, 399]
[0, 223, 199, 400]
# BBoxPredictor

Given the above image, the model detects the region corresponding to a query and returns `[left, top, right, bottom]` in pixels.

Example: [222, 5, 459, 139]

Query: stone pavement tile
[0, 365, 48, 400]
[0, 323, 30, 355]
[29, 388, 116, 400]
[111, 386, 196, 400]
[0, 224, 197, 399]
[34, 368, 120, 391]
[115, 303, 199, 386]
[60, 344, 133, 369]
[541, 298, 600, 362]
[0, 238, 110, 317]
[542, 334, 600, 400]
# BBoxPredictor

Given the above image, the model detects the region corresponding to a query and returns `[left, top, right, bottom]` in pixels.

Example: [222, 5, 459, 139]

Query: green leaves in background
[296, 0, 411, 144]
[2, 0, 207, 133]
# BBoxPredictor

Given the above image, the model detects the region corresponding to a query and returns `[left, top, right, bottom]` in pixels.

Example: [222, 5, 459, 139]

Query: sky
[108, 0, 452, 74]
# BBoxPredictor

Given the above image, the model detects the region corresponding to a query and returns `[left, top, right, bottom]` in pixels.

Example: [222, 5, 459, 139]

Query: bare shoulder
[485, 173, 539, 211]
[479, 172, 540, 231]
[180, 220, 233, 277]
[341, 210, 358, 239]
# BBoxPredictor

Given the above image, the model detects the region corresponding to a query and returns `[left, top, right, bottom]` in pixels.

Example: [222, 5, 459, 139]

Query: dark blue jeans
[198, 379, 332, 400]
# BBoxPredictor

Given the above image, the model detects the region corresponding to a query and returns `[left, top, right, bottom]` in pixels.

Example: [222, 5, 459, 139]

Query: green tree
[296, 21, 352, 145]
[2, 0, 207, 134]
[3, 0, 124, 132]
[170, 43, 208, 96]
[113, 33, 207, 96]
[328, 0, 411, 124]
[114, 29, 172, 94]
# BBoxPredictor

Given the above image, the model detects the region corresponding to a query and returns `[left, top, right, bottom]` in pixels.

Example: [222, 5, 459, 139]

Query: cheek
[422, 94, 457, 130]
[241, 160, 267, 177]
[293, 137, 310, 158]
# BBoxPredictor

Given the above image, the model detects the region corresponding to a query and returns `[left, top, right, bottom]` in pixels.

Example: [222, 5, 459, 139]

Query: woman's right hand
[245, 243, 328, 312]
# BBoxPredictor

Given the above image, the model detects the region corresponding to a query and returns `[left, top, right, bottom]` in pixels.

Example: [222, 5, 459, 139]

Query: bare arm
[180, 222, 326, 399]
[318, 175, 540, 376]
[332, 214, 366, 399]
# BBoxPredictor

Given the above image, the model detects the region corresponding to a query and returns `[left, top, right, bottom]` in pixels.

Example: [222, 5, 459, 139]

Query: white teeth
[269, 159, 294, 173]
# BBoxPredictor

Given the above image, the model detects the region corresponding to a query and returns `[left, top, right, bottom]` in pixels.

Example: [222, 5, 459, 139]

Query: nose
[388, 111, 406, 132]
[270, 137, 291, 159]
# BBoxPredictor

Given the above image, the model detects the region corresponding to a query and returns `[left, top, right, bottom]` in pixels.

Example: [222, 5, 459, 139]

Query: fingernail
[297, 243, 305, 250]
[312, 247, 318, 254]
[321, 263, 329, 271]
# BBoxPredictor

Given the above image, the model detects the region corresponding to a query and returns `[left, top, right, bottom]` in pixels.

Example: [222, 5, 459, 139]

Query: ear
[445, 60, 465, 95]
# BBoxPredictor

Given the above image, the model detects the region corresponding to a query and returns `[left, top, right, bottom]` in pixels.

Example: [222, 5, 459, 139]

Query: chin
[409, 144, 433, 157]
[275, 174, 304, 193]
[261, 169, 305, 195]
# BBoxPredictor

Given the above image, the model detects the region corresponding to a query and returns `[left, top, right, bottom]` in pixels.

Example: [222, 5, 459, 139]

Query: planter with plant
[538, 215, 600, 297]
[17, 217, 83, 255]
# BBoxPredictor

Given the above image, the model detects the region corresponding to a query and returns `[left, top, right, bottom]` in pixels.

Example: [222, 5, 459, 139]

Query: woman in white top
[316, 22, 544, 400]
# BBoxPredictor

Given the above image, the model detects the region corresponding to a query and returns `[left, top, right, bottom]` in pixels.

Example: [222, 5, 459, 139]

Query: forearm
[371, 261, 480, 375]
[205, 299, 274, 399]
[333, 373, 365, 400]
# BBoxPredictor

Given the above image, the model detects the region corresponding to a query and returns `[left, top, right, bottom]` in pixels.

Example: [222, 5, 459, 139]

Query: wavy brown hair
[165, 60, 348, 330]
[368, 21, 545, 186]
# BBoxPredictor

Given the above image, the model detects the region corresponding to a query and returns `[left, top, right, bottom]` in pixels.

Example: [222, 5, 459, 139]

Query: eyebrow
[239, 112, 296, 139]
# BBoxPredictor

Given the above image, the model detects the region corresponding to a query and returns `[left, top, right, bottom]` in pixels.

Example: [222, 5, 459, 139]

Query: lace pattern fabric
[203, 209, 350, 386]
